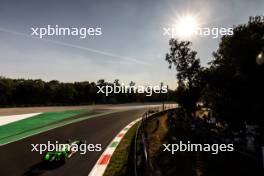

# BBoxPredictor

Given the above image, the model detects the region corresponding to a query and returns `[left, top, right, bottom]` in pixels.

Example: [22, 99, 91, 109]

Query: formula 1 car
[43, 140, 84, 164]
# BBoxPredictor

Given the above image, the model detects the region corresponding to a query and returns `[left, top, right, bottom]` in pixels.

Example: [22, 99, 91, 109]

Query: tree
[204, 16, 264, 127]
[0, 77, 173, 106]
[165, 39, 202, 117]
[114, 79, 120, 86]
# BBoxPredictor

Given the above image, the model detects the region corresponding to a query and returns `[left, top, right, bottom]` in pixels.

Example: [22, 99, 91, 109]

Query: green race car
[43, 140, 83, 164]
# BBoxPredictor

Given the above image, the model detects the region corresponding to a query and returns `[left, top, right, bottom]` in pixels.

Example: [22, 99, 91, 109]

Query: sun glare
[175, 15, 199, 39]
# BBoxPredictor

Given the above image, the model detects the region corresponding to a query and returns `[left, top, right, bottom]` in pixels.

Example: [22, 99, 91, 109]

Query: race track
[0, 105, 157, 176]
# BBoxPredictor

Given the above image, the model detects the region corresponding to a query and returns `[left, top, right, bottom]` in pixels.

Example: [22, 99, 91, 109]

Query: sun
[174, 15, 199, 39]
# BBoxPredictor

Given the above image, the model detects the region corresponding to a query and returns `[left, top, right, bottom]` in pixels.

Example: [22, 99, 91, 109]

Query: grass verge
[0, 109, 87, 144]
[145, 114, 168, 158]
[103, 122, 139, 176]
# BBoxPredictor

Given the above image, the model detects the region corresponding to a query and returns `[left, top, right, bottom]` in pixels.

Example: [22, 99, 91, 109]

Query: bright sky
[0, 0, 263, 89]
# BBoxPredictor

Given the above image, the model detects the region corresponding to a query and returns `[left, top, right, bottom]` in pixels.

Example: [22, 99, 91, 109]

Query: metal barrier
[134, 105, 177, 176]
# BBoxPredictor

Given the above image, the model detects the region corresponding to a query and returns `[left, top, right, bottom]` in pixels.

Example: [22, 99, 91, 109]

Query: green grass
[0, 109, 86, 144]
[145, 114, 168, 158]
[103, 122, 139, 176]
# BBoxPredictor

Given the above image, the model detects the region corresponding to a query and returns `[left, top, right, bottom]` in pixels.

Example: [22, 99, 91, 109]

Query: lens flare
[175, 15, 199, 39]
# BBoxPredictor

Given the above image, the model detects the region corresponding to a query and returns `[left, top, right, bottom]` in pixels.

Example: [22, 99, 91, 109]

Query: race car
[43, 140, 84, 164]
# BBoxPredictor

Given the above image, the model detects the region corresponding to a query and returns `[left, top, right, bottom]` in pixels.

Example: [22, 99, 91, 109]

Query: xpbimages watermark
[163, 141, 234, 155]
[97, 83, 168, 96]
[31, 25, 102, 38]
[163, 26, 233, 38]
[31, 141, 102, 155]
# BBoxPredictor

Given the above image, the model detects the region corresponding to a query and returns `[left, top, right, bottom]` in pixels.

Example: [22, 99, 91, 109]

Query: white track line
[0, 113, 42, 126]
[88, 118, 141, 176]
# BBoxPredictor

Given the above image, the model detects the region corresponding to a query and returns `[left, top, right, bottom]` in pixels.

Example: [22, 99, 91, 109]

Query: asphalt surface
[0, 106, 153, 176]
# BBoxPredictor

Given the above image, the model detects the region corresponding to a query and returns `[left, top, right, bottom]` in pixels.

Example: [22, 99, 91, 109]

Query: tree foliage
[203, 16, 264, 127]
[0, 77, 175, 107]
[165, 16, 264, 128]
[165, 39, 202, 115]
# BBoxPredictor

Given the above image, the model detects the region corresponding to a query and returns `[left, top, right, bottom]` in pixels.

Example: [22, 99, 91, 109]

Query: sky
[0, 0, 263, 89]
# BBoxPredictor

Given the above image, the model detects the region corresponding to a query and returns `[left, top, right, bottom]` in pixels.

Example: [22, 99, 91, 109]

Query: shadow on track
[23, 162, 64, 176]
